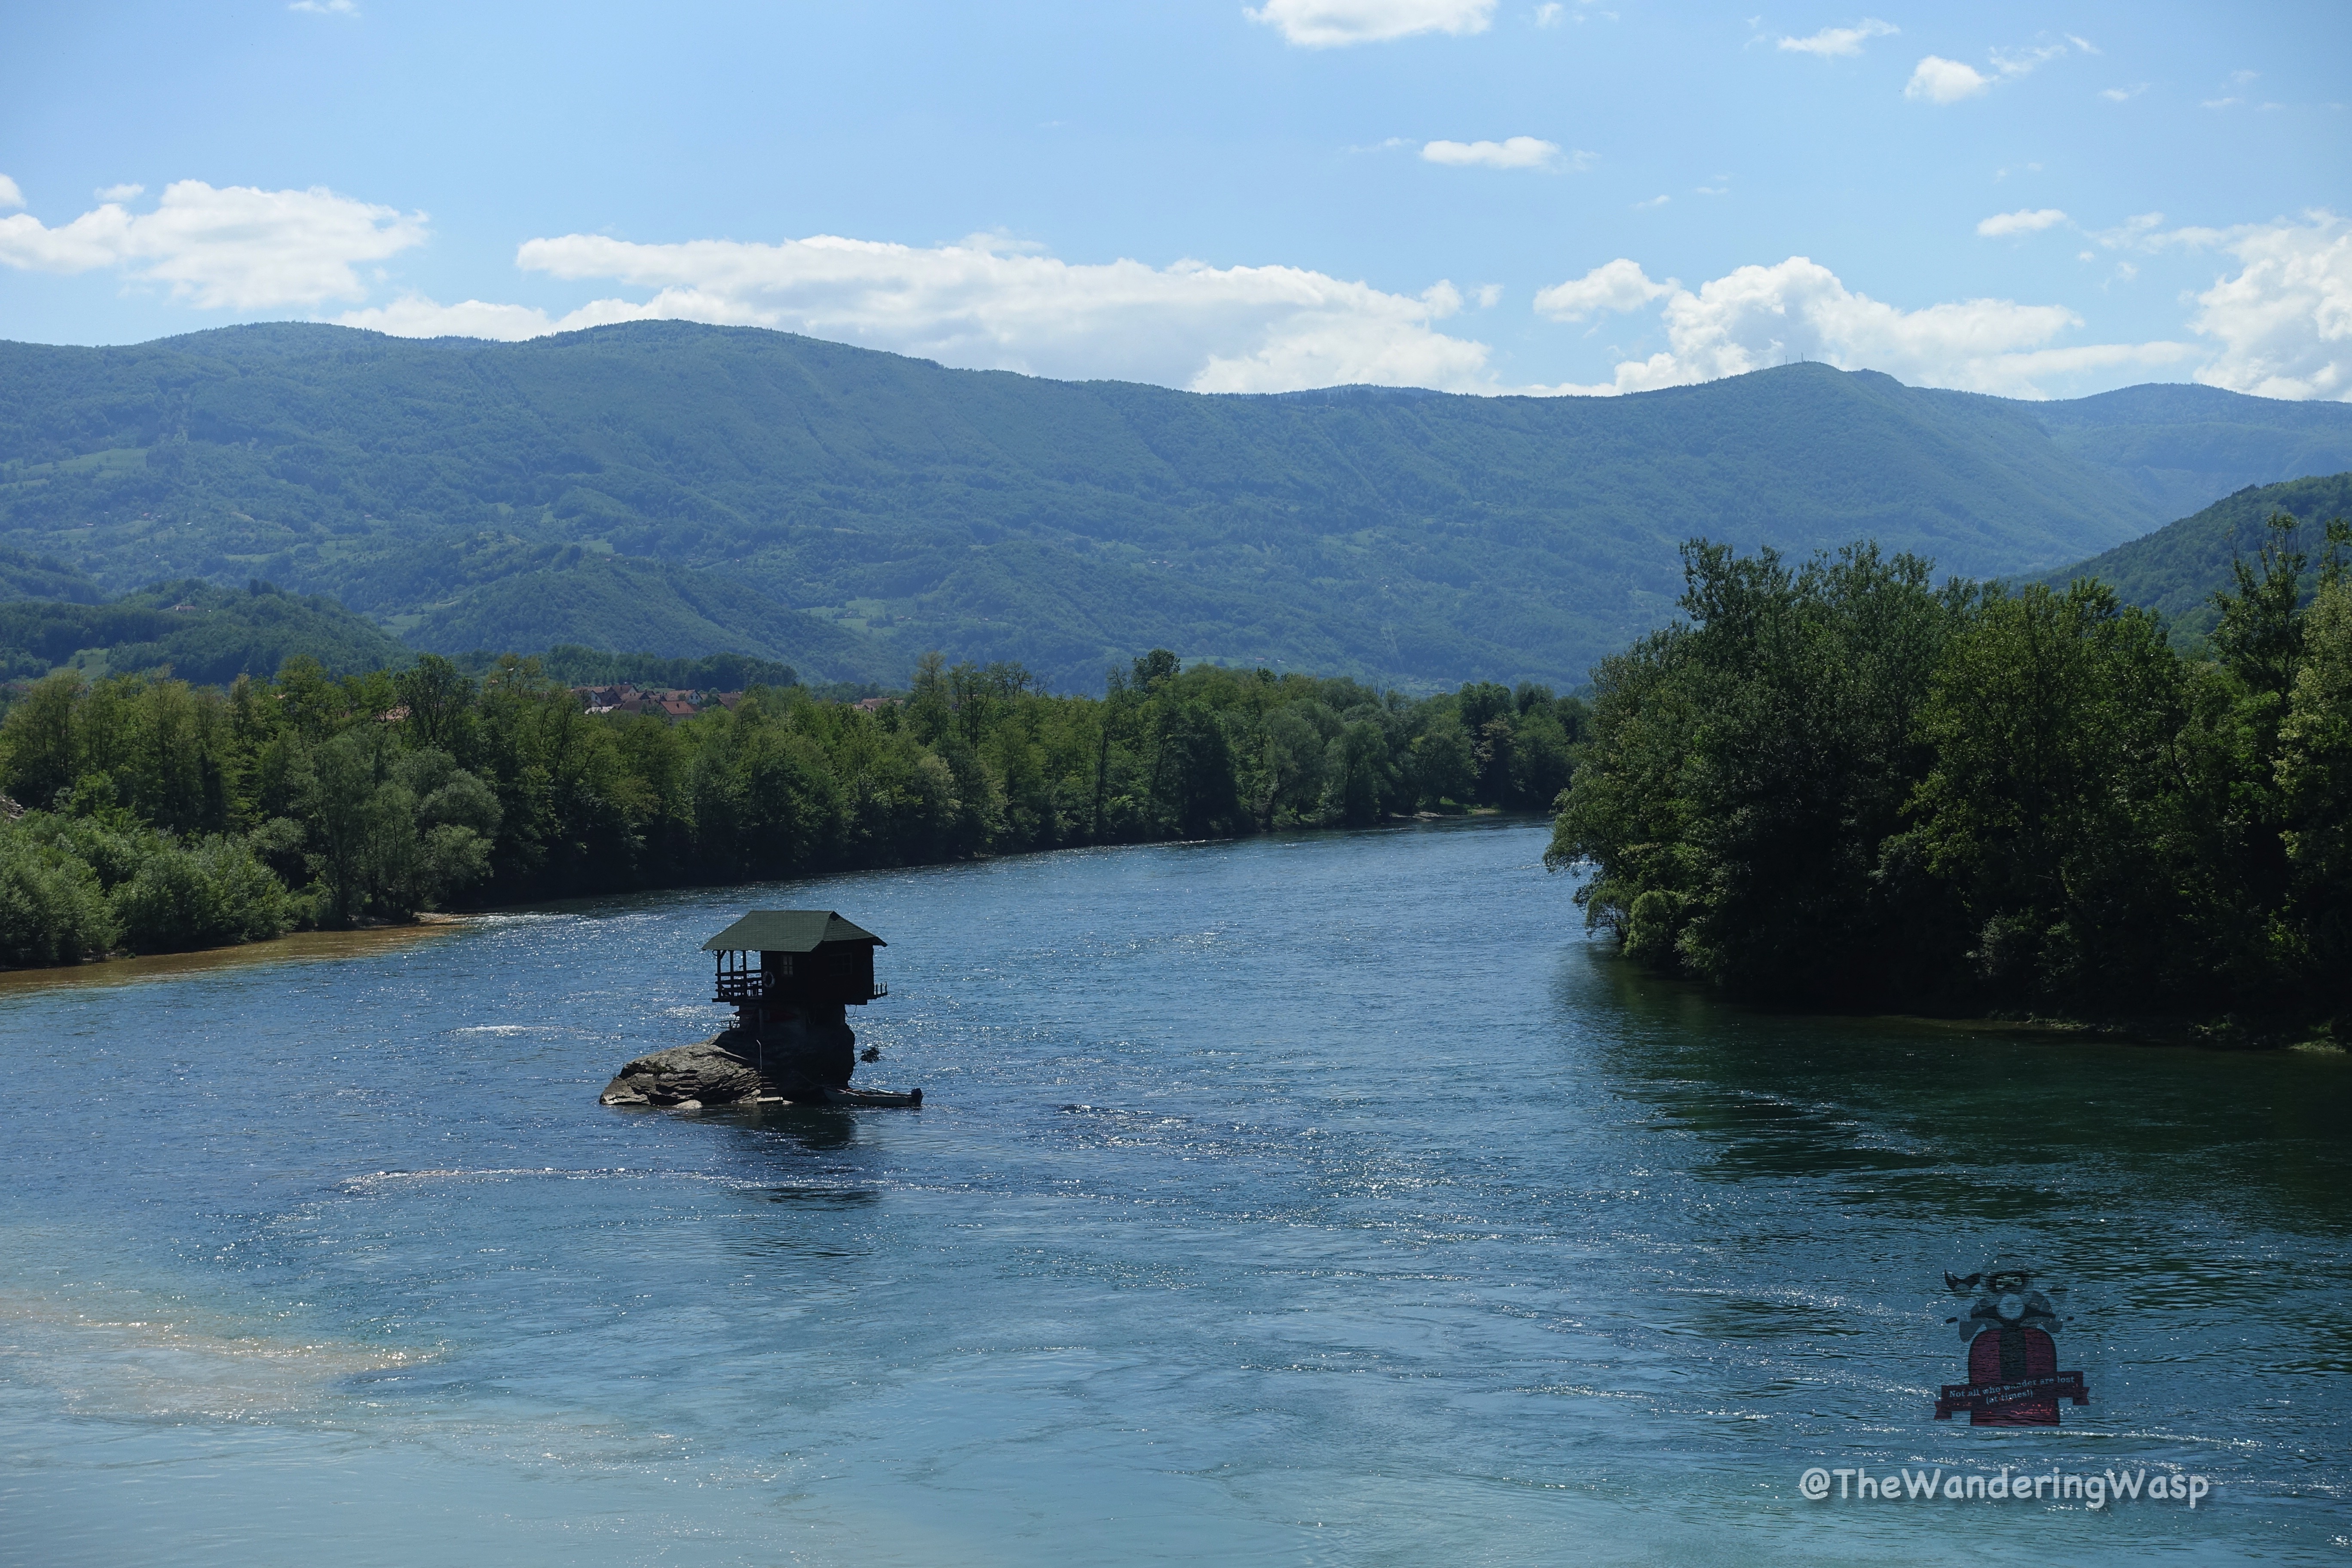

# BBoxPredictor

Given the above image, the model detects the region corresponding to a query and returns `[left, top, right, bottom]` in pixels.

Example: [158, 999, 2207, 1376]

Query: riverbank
[1617, 961, 2351, 1054]
[0, 921, 464, 996]
[1849, 1004, 2346, 1055]
[0, 651, 1591, 973]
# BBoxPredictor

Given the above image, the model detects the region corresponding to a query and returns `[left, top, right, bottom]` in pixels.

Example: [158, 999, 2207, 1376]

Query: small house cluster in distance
[573, 684, 746, 720]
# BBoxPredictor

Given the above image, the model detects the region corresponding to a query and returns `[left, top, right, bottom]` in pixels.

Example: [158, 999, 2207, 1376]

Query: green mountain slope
[3, 321, 2349, 690]
[404, 555, 899, 681]
[0, 578, 411, 684]
[2047, 471, 2352, 643]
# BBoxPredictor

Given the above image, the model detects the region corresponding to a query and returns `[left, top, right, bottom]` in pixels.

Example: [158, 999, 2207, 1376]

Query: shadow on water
[717, 1101, 871, 1152]
[1549, 937, 2352, 1369]
[762, 1186, 881, 1207]
[1556, 940, 2352, 1214]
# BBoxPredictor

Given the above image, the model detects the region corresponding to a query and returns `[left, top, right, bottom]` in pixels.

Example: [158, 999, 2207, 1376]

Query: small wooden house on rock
[597, 910, 919, 1109]
[707, 910, 886, 1025]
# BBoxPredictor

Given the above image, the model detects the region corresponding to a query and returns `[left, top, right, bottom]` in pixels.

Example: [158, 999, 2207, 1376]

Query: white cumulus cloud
[1977, 208, 2068, 237]
[340, 231, 1502, 395]
[1777, 18, 1897, 57]
[1421, 136, 1564, 169]
[1905, 55, 1992, 103]
[0, 175, 25, 210]
[2187, 212, 2352, 401]
[1908, 37, 2082, 103]
[94, 183, 145, 202]
[1531, 255, 2190, 397]
[1246, 0, 1496, 47]
[0, 180, 425, 308]
[289, 0, 359, 14]
[1533, 257, 1676, 321]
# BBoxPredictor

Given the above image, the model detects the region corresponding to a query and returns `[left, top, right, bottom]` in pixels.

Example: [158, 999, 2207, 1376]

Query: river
[0, 818, 2344, 1565]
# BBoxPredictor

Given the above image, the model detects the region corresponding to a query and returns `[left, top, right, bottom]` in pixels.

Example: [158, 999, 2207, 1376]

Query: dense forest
[9, 322, 2351, 692]
[0, 646, 1585, 966]
[1550, 514, 2352, 1038]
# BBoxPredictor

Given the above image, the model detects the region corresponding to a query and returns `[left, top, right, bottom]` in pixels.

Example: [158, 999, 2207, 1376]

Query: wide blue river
[0, 818, 2345, 1565]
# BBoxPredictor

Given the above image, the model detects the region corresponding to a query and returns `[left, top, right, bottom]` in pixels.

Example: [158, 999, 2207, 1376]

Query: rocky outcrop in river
[597, 1010, 861, 1107]
[597, 1035, 763, 1107]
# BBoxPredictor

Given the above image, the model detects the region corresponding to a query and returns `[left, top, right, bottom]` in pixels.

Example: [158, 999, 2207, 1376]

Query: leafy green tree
[2271, 530, 2352, 1005]
[1150, 698, 1240, 837]
[301, 728, 389, 925]
[1908, 581, 2185, 1006]
[0, 671, 81, 809]
[111, 834, 292, 952]
[1506, 702, 1576, 810]
[1410, 718, 1476, 809]
[1327, 720, 1394, 827]
[0, 823, 116, 964]
[396, 655, 476, 755]
[1552, 540, 1960, 998]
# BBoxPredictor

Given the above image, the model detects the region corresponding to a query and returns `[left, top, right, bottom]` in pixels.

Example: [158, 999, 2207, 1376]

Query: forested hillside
[0, 546, 102, 604]
[0, 578, 408, 684]
[2047, 472, 2352, 644]
[2031, 385, 2352, 525]
[5, 321, 2350, 692]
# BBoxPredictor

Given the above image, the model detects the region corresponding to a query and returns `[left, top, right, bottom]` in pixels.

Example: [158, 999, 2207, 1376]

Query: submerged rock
[597, 1034, 763, 1107]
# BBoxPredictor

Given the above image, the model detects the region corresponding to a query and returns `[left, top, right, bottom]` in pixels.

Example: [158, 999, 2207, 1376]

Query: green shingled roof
[701, 910, 885, 953]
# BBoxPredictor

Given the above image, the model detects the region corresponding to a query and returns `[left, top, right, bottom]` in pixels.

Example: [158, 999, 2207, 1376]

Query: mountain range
[4, 321, 2351, 691]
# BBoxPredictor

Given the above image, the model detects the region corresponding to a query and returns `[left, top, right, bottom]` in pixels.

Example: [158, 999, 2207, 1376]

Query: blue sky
[3, 0, 2346, 399]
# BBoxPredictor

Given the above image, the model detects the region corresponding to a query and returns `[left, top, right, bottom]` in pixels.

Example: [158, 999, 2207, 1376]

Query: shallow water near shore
[0, 818, 2345, 1566]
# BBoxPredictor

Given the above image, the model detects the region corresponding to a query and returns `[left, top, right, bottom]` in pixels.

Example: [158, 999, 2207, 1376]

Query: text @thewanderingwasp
[1798, 1467, 2211, 1509]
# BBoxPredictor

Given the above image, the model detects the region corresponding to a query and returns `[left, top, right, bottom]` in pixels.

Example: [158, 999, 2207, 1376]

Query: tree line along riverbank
[0, 646, 1586, 967]
[1548, 515, 2352, 1043]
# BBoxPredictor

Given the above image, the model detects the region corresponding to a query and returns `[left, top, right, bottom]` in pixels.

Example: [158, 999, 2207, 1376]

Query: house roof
[701, 910, 885, 953]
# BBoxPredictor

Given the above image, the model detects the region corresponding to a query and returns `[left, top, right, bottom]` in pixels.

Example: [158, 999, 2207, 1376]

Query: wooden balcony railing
[713, 973, 887, 1002]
